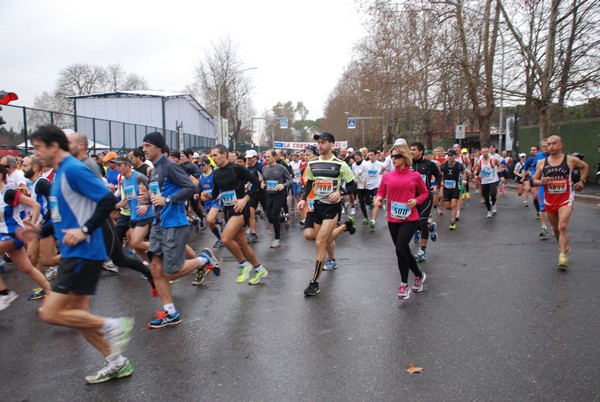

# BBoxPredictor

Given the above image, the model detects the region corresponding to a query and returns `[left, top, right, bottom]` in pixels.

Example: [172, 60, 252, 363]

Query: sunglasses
[391, 154, 403, 159]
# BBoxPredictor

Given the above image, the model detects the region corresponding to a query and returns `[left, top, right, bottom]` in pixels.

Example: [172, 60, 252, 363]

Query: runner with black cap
[297, 132, 357, 296]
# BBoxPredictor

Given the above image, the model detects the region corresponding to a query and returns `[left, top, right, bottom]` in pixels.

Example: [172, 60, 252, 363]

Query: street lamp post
[215, 67, 257, 147]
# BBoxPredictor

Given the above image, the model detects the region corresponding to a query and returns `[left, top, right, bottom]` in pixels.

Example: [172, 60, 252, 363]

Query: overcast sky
[1, 0, 366, 120]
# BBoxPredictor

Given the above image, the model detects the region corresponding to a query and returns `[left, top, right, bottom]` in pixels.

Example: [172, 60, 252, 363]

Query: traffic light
[0, 91, 18, 105]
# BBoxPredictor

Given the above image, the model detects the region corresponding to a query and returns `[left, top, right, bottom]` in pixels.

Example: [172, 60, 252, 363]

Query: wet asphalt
[1, 190, 599, 401]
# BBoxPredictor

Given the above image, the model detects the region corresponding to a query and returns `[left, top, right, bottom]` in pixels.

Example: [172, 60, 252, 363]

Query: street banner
[274, 141, 348, 150]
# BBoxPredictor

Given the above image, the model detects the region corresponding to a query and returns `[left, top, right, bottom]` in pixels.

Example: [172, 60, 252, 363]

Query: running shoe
[28, 288, 45, 300]
[344, 217, 356, 235]
[323, 258, 339, 271]
[491, 205, 497, 214]
[213, 240, 224, 248]
[486, 211, 493, 218]
[0, 291, 17, 311]
[540, 226, 549, 236]
[127, 249, 136, 256]
[558, 253, 568, 269]
[397, 284, 410, 300]
[284, 215, 290, 229]
[248, 268, 268, 285]
[523, 201, 528, 207]
[368, 219, 376, 230]
[236, 262, 253, 283]
[45, 266, 58, 281]
[247, 233, 259, 243]
[414, 249, 426, 262]
[350, 207, 356, 215]
[271, 239, 281, 248]
[102, 261, 119, 274]
[481, 198, 485, 204]
[299, 219, 305, 226]
[437, 207, 444, 215]
[106, 317, 134, 357]
[455, 211, 461, 221]
[192, 266, 208, 286]
[449, 222, 456, 230]
[535, 213, 540, 219]
[148, 310, 180, 329]
[218, 219, 226, 231]
[362, 218, 369, 225]
[85, 359, 133, 384]
[429, 222, 437, 241]
[413, 230, 420, 243]
[304, 281, 320, 296]
[198, 248, 221, 276]
[413, 272, 426, 292]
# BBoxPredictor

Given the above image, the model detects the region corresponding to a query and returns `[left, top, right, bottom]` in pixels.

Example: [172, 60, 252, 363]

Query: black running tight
[387, 221, 422, 283]
[481, 181, 498, 211]
[356, 189, 368, 219]
[101, 219, 153, 280]
[266, 190, 287, 239]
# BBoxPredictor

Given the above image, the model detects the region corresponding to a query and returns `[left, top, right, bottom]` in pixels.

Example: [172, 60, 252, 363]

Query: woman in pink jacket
[374, 144, 430, 300]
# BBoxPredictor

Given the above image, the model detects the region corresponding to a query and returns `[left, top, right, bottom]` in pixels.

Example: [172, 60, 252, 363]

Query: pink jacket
[376, 167, 430, 223]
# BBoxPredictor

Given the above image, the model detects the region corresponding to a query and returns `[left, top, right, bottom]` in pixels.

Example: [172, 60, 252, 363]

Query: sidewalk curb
[505, 183, 600, 203]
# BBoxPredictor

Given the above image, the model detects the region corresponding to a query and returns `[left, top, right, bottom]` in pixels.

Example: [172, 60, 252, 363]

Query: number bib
[266, 180, 278, 191]
[220, 190, 237, 206]
[315, 180, 334, 197]
[391, 201, 411, 220]
[49, 196, 62, 222]
[294, 170, 301, 179]
[308, 199, 315, 212]
[367, 169, 378, 178]
[421, 174, 427, 183]
[547, 179, 567, 194]
[444, 179, 456, 189]
[149, 181, 161, 196]
[123, 185, 136, 201]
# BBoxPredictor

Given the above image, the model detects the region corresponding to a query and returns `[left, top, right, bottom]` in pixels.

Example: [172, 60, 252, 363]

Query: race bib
[308, 198, 315, 212]
[123, 184, 136, 201]
[266, 180, 278, 191]
[315, 180, 334, 197]
[421, 174, 427, 183]
[294, 170, 301, 179]
[367, 169, 378, 178]
[391, 201, 411, 220]
[221, 190, 237, 206]
[49, 196, 61, 222]
[149, 181, 161, 197]
[444, 179, 456, 189]
[203, 188, 212, 195]
[548, 179, 567, 194]
[481, 169, 492, 177]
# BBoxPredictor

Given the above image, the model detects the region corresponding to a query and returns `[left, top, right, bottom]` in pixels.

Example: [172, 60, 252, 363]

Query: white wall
[76, 97, 163, 128]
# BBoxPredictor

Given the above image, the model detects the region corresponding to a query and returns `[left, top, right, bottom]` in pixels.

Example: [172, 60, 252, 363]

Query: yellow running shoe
[558, 253, 568, 269]
[248, 268, 268, 285]
[236, 262, 252, 283]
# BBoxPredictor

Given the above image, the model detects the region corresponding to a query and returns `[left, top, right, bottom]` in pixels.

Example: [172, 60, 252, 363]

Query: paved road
[1, 190, 599, 401]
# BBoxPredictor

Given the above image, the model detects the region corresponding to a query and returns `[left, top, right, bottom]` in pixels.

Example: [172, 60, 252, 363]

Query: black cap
[313, 132, 335, 143]
[113, 155, 131, 164]
[200, 157, 211, 166]
[447, 149, 458, 156]
[305, 145, 319, 156]
[143, 131, 166, 151]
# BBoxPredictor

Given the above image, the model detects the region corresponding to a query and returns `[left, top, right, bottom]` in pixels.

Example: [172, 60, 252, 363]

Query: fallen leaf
[406, 361, 424, 374]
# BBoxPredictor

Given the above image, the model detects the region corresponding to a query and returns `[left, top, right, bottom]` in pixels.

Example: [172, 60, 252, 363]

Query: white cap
[519, 153, 526, 157]
[347, 147, 354, 153]
[393, 138, 407, 146]
[245, 149, 258, 158]
[193, 152, 199, 158]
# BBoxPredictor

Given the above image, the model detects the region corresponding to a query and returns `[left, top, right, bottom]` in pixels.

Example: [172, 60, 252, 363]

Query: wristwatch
[164, 196, 172, 204]
[81, 225, 90, 235]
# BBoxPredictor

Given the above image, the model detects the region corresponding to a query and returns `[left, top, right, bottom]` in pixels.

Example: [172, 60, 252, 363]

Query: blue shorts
[0, 233, 24, 250]
[204, 199, 221, 210]
[291, 182, 303, 196]
[538, 186, 545, 212]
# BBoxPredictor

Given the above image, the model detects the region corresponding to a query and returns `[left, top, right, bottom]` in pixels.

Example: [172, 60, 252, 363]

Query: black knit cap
[143, 131, 165, 151]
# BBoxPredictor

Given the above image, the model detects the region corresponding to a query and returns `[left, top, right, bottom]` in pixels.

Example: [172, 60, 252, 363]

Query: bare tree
[102, 63, 148, 92]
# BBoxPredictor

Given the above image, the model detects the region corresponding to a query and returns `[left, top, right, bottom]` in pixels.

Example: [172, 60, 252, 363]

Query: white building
[70, 90, 215, 151]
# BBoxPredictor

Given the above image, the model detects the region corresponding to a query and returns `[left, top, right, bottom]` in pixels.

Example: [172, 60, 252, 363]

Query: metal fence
[0, 104, 215, 154]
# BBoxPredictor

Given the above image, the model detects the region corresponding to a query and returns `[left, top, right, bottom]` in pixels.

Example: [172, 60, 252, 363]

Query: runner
[26, 124, 134, 384]
[263, 149, 293, 248]
[297, 132, 357, 296]
[374, 143, 429, 300]
[474, 146, 500, 218]
[440, 149, 466, 230]
[409, 142, 441, 262]
[142, 132, 221, 328]
[525, 141, 551, 236]
[532, 135, 588, 268]
[245, 149, 267, 243]
[205, 144, 268, 285]
[363, 150, 384, 230]
[199, 157, 225, 249]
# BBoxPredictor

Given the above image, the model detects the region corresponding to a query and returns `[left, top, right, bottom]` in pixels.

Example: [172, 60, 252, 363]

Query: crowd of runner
[0, 124, 588, 383]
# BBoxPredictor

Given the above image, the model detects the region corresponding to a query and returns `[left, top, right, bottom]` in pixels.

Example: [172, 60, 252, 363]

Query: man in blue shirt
[141, 132, 221, 329]
[26, 124, 134, 384]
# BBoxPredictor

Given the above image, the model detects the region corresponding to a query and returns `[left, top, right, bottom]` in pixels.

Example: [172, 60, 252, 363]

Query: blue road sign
[347, 119, 356, 129]
[280, 119, 289, 129]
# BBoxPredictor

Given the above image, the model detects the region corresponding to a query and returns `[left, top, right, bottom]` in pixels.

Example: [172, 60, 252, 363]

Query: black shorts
[443, 188, 461, 201]
[223, 205, 249, 226]
[52, 258, 103, 295]
[129, 217, 153, 228]
[116, 213, 131, 228]
[304, 212, 315, 229]
[314, 201, 342, 225]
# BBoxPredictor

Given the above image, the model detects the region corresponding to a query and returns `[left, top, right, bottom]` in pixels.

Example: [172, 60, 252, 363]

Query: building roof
[69, 90, 214, 120]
